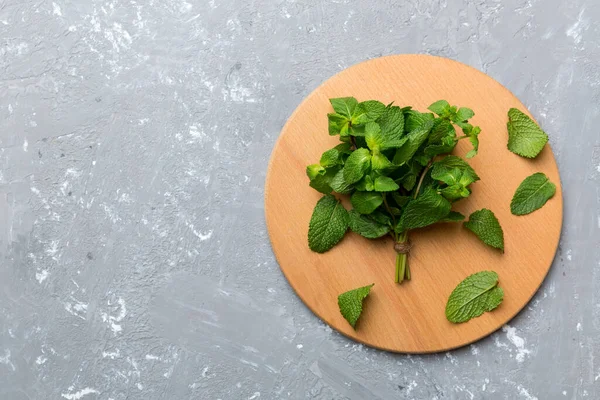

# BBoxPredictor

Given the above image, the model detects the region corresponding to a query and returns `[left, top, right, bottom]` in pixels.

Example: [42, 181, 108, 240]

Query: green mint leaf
[392, 120, 433, 165]
[507, 108, 548, 158]
[352, 100, 386, 124]
[445, 271, 504, 323]
[377, 105, 404, 143]
[431, 155, 479, 183]
[428, 119, 456, 143]
[328, 113, 349, 136]
[329, 169, 354, 194]
[369, 210, 392, 225]
[398, 188, 451, 231]
[338, 283, 374, 328]
[349, 210, 390, 239]
[428, 100, 453, 117]
[351, 191, 383, 215]
[354, 175, 374, 191]
[330, 97, 358, 118]
[365, 122, 383, 150]
[308, 195, 349, 253]
[401, 174, 417, 191]
[440, 184, 471, 201]
[391, 193, 411, 208]
[373, 176, 399, 192]
[466, 134, 479, 158]
[454, 107, 474, 122]
[510, 172, 556, 215]
[320, 149, 343, 168]
[464, 209, 504, 251]
[403, 109, 434, 133]
[343, 148, 371, 184]
[371, 152, 393, 170]
[440, 211, 465, 222]
[306, 163, 325, 180]
[424, 136, 458, 157]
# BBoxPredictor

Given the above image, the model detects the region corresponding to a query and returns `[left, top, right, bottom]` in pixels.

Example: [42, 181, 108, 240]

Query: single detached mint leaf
[343, 148, 371, 184]
[329, 169, 353, 194]
[348, 210, 390, 239]
[398, 188, 451, 231]
[308, 195, 349, 253]
[507, 108, 549, 158]
[428, 100, 451, 116]
[464, 209, 504, 251]
[351, 191, 383, 215]
[510, 172, 556, 215]
[373, 176, 399, 192]
[338, 283, 374, 328]
[445, 271, 504, 323]
[330, 97, 358, 118]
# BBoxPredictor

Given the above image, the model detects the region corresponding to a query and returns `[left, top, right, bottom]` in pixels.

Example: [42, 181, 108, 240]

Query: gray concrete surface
[0, 0, 598, 399]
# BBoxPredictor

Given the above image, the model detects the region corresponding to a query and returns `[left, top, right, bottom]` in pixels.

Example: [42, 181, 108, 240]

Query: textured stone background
[0, 0, 599, 399]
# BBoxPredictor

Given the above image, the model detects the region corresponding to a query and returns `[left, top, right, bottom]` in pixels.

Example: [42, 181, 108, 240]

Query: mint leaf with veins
[351, 191, 383, 215]
[343, 148, 371, 184]
[338, 283, 374, 328]
[349, 211, 390, 239]
[308, 195, 349, 253]
[464, 209, 504, 251]
[510, 172, 556, 215]
[445, 271, 503, 323]
[507, 108, 548, 158]
[330, 97, 358, 118]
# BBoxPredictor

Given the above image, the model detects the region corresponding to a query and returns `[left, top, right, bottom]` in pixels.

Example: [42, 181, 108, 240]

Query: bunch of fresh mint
[307, 97, 502, 283]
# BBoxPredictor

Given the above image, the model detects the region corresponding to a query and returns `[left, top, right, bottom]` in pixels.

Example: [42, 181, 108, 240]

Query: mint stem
[395, 231, 410, 283]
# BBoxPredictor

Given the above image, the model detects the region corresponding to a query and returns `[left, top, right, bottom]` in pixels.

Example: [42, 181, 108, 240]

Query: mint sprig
[306, 97, 490, 285]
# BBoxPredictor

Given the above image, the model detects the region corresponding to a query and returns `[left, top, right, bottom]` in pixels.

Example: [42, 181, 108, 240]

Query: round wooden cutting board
[264, 54, 563, 353]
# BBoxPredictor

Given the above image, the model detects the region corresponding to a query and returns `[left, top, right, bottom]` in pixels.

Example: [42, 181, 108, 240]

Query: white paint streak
[296, 344, 303, 349]
[36, 355, 47, 365]
[145, 354, 161, 361]
[503, 325, 531, 362]
[52, 2, 62, 16]
[470, 344, 479, 355]
[36, 270, 48, 283]
[517, 385, 538, 400]
[102, 349, 120, 359]
[23, 138, 28, 152]
[577, 322, 583, 331]
[566, 9, 586, 44]
[61, 388, 99, 399]
[248, 393, 260, 400]
[185, 220, 213, 241]
[0, 349, 16, 371]
[101, 297, 127, 334]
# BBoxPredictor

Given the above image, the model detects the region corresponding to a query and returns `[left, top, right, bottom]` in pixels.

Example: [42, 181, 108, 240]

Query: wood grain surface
[264, 54, 563, 353]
